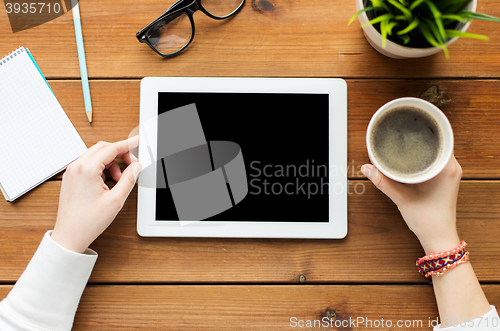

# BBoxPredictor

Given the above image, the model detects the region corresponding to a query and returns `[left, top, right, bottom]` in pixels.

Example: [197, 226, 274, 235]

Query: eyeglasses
[136, 0, 245, 57]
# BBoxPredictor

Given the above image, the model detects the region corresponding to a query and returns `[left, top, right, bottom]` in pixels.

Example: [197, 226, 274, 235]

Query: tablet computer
[137, 77, 347, 238]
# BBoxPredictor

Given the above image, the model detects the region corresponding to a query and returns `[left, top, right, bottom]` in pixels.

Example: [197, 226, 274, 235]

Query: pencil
[71, 0, 92, 125]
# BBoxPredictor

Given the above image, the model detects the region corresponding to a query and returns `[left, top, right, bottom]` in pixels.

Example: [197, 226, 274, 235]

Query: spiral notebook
[0, 47, 87, 201]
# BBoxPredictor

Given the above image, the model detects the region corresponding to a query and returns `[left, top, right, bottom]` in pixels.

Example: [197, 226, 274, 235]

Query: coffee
[369, 107, 443, 178]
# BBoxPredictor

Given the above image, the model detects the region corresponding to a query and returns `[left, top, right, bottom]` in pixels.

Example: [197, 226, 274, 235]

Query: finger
[361, 164, 406, 203]
[81, 141, 111, 160]
[442, 155, 462, 180]
[124, 135, 139, 164]
[108, 162, 142, 204]
[93, 139, 132, 168]
[120, 150, 137, 165]
[454, 157, 463, 180]
[106, 160, 123, 182]
[127, 135, 139, 150]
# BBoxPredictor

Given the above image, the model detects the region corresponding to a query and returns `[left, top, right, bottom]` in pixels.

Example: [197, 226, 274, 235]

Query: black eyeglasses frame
[136, 0, 245, 57]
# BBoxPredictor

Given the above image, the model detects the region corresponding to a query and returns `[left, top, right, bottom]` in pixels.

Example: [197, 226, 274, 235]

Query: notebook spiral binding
[0, 47, 25, 66]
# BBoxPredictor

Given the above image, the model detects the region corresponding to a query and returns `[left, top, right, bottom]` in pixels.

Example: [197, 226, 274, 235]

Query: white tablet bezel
[137, 77, 347, 238]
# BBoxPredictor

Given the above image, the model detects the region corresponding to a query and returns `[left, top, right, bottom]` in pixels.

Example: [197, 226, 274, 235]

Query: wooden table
[1, 0, 500, 329]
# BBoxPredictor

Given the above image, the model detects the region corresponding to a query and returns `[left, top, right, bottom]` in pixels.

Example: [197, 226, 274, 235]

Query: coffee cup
[366, 97, 454, 184]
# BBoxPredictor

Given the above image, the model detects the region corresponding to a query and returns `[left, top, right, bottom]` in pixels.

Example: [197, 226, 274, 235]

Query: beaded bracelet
[416, 241, 467, 265]
[416, 241, 469, 284]
[425, 251, 470, 279]
[416, 250, 466, 277]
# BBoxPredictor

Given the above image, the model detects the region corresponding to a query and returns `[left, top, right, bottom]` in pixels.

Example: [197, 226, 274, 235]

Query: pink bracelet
[416, 241, 467, 265]
[416, 250, 465, 277]
[425, 251, 470, 279]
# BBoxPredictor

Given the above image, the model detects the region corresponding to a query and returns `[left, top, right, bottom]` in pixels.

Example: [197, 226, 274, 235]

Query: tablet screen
[156, 92, 329, 222]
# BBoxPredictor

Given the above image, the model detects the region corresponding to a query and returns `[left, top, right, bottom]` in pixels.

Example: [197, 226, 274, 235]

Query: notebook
[0, 47, 87, 202]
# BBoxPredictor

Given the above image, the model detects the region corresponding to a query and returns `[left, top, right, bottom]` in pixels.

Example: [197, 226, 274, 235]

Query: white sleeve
[0, 230, 97, 331]
[434, 306, 500, 330]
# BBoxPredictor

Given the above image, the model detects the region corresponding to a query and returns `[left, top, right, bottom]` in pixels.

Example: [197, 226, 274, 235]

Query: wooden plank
[53, 80, 140, 145]
[1, 180, 499, 283]
[347, 80, 500, 179]
[1, 285, 499, 330]
[50, 80, 500, 179]
[1, 1, 500, 79]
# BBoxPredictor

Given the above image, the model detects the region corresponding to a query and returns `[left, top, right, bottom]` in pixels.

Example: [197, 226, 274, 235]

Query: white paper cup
[366, 97, 454, 184]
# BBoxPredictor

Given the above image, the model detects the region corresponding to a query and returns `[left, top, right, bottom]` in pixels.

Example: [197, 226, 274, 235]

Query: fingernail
[133, 162, 142, 179]
[361, 165, 371, 178]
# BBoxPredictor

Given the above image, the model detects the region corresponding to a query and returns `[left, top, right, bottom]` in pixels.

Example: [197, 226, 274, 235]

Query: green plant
[349, 0, 500, 58]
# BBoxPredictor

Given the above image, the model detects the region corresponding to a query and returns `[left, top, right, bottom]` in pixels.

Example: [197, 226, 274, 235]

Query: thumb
[361, 164, 405, 203]
[109, 162, 142, 203]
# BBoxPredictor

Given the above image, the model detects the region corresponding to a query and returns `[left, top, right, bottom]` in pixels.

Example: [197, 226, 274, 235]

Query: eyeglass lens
[147, 0, 244, 55]
[149, 12, 193, 55]
[201, 0, 244, 18]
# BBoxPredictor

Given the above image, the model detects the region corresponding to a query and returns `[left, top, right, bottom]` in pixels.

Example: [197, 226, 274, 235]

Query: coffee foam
[370, 106, 443, 178]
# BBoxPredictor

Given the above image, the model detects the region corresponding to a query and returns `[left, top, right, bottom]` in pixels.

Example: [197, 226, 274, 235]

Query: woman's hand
[361, 156, 462, 254]
[51, 139, 142, 253]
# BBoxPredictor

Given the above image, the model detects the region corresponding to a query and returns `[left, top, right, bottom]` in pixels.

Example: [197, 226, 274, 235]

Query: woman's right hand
[361, 156, 463, 254]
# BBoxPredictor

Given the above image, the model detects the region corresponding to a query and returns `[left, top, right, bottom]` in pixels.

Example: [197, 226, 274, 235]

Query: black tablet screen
[156, 92, 329, 222]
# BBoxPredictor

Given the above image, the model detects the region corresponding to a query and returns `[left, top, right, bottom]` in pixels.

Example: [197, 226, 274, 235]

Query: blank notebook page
[0, 47, 87, 201]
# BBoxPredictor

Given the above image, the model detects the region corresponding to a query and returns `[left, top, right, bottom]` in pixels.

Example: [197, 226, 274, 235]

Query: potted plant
[349, 0, 500, 59]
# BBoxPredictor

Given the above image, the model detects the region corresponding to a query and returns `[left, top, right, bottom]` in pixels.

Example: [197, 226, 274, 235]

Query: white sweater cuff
[0, 230, 97, 331]
[434, 306, 499, 330]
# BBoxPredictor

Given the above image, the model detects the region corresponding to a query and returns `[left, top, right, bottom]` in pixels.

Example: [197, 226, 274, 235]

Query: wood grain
[2, 1, 500, 328]
[348, 80, 500, 179]
[1, 285, 499, 330]
[49, 79, 500, 179]
[1, 1, 500, 79]
[1, 180, 499, 283]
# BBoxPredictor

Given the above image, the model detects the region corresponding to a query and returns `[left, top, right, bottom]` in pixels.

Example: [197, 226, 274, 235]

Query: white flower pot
[355, 0, 477, 59]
